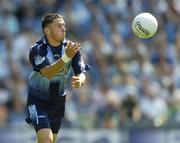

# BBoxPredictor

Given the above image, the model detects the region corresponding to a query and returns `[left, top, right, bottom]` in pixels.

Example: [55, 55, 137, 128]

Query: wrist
[61, 53, 71, 63]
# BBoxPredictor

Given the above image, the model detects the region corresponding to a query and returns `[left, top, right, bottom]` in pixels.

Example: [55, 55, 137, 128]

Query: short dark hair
[41, 13, 63, 29]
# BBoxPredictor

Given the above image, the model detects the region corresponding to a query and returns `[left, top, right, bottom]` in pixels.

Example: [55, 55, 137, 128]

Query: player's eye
[59, 24, 65, 29]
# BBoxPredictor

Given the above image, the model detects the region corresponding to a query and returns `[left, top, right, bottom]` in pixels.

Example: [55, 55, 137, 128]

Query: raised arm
[40, 42, 80, 79]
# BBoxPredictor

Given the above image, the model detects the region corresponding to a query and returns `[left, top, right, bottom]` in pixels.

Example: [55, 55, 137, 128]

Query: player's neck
[46, 36, 61, 47]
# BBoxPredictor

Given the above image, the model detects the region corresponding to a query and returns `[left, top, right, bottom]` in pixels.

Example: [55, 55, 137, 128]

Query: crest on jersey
[34, 55, 45, 65]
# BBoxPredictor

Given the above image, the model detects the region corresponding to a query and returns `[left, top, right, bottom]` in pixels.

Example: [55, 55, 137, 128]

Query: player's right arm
[40, 42, 80, 79]
[29, 42, 80, 79]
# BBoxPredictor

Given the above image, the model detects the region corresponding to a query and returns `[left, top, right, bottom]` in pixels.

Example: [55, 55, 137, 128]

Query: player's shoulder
[30, 38, 47, 54]
[30, 38, 45, 50]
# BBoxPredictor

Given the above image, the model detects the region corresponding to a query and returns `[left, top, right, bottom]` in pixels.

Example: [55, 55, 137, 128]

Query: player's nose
[62, 25, 66, 31]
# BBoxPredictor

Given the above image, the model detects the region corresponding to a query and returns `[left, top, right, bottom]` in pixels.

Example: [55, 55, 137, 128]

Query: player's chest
[46, 46, 63, 63]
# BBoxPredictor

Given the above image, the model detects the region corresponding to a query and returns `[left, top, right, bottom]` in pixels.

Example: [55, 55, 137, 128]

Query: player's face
[48, 18, 66, 42]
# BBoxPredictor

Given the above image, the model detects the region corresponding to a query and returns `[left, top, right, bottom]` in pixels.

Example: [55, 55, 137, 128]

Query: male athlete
[25, 13, 90, 143]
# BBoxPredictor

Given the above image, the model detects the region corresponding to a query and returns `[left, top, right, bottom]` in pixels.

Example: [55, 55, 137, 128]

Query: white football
[132, 12, 158, 39]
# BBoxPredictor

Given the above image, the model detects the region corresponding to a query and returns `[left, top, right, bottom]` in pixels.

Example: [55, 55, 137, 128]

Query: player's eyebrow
[56, 20, 65, 26]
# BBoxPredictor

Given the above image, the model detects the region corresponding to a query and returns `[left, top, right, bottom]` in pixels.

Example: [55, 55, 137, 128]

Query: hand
[65, 42, 81, 59]
[71, 76, 82, 88]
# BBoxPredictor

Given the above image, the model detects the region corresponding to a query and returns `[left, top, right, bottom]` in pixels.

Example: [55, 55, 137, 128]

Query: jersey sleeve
[72, 51, 91, 75]
[29, 46, 50, 71]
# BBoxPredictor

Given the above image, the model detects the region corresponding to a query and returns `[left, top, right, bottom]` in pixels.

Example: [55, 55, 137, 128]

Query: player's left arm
[71, 50, 90, 88]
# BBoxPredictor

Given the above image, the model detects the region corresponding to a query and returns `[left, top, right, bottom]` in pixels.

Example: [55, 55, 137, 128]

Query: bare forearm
[40, 42, 81, 79]
[40, 58, 66, 79]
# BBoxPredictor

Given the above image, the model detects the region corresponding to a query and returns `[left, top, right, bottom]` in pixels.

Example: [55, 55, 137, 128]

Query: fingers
[67, 42, 81, 51]
[67, 42, 74, 49]
[72, 76, 82, 88]
[73, 43, 81, 53]
[65, 42, 81, 58]
[72, 76, 80, 80]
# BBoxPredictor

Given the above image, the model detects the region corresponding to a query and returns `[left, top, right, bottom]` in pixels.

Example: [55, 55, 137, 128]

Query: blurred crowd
[1, 0, 180, 129]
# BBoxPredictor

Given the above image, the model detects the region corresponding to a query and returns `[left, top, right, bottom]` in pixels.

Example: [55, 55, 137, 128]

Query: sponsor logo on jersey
[56, 67, 69, 76]
[34, 55, 45, 65]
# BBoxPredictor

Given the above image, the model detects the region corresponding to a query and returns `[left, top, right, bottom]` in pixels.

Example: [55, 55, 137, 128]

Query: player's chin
[59, 36, 65, 41]
[57, 34, 65, 41]
[62, 32, 66, 39]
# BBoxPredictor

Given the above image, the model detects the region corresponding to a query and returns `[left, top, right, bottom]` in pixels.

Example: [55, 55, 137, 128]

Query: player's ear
[44, 27, 50, 35]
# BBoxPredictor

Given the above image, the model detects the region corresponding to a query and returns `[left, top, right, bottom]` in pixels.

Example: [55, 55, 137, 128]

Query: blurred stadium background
[1, 0, 180, 143]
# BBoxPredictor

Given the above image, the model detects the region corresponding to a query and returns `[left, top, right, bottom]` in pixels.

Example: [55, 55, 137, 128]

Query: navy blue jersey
[27, 37, 90, 106]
